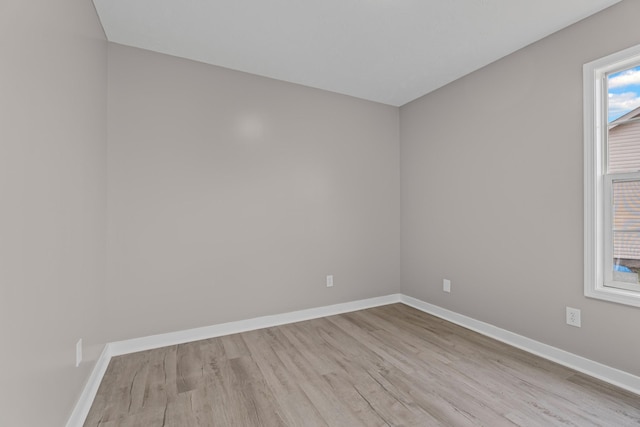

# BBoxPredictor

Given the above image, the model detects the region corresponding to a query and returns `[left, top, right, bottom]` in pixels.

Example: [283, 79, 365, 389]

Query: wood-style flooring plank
[84, 304, 640, 426]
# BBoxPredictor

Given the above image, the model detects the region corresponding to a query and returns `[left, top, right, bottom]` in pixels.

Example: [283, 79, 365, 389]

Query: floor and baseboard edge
[65, 293, 402, 426]
[67, 293, 640, 426]
[401, 294, 640, 397]
[65, 343, 114, 427]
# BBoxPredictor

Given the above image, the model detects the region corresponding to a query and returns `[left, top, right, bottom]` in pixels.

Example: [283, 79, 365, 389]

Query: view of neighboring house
[609, 105, 640, 269]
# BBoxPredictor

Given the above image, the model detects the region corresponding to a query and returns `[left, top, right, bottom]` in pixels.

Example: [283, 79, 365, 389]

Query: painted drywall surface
[400, 0, 640, 376]
[0, 1, 107, 425]
[106, 44, 400, 341]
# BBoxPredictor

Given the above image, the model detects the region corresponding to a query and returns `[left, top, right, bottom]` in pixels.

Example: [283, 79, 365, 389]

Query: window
[584, 44, 640, 307]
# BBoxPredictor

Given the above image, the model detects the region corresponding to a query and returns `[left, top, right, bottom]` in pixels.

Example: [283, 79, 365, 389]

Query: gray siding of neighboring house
[609, 112, 640, 260]
[609, 113, 640, 173]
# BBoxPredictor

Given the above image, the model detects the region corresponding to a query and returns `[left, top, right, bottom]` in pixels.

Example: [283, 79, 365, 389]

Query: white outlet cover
[326, 275, 334, 287]
[443, 279, 451, 293]
[566, 307, 581, 327]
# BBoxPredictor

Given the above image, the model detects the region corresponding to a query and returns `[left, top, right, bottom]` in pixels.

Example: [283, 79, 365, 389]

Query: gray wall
[106, 44, 401, 341]
[401, 0, 640, 377]
[0, 0, 107, 425]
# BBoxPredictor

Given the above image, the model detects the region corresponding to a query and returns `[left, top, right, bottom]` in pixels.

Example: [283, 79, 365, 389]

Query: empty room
[3, 0, 640, 425]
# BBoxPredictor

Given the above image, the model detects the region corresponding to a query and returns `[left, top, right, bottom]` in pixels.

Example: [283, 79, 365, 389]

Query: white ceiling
[93, 0, 621, 106]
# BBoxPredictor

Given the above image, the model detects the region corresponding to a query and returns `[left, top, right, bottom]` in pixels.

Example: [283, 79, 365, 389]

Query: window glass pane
[607, 65, 640, 174]
[612, 179, 640, 284]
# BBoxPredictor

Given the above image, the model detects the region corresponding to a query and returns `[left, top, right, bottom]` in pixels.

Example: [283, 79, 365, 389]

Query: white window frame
[584, 44, 640, 308]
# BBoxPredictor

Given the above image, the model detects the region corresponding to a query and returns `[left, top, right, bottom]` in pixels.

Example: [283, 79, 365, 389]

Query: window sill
[585, 285, 640, 308]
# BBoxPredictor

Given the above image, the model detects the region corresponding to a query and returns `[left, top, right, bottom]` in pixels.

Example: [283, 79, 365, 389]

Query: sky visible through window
[608, 65, 640, 122]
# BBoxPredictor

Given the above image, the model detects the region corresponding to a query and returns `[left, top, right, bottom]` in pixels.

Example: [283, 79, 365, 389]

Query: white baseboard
[109, 294, 402, 356]
[66, 343, 113, 427]
[67, 292, 640, 426]
[400, 294, 640, 396]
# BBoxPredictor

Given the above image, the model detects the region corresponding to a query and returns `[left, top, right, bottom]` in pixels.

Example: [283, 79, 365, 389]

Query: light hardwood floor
[85, 304, 640, 426]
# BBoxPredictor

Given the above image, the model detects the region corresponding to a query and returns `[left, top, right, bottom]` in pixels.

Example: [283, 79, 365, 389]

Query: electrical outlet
[443, 279, 451, 293]
[566, 307, 581, 327]
[326, 275, 334, 287]
[76, 338, 83, 367]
